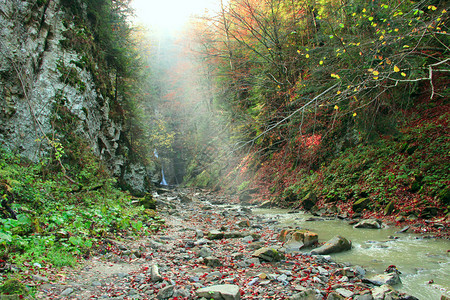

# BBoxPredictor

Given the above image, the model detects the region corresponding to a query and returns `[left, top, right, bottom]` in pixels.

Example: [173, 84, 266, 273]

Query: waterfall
[155, 149, 168, 186]
[160, 167, 168, 186]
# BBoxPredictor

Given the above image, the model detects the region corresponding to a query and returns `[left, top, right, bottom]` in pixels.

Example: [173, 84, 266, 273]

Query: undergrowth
[0, 146, 164, 295]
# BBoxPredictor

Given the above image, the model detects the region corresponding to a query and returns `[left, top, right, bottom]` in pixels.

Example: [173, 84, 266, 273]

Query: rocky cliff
[0, 0, 158, 195]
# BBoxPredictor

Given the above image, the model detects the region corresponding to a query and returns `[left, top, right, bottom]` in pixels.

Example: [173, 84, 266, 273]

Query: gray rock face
[196, 284, 240, 300]
[0, 0, 155, 195]
[310, 236, 352, 255]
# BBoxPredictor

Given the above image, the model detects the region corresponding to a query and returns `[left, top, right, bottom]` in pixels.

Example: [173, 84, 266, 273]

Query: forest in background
[178, 0, 449, 223]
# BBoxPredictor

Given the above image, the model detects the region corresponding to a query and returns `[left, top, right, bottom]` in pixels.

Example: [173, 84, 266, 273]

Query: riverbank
[27, 188, 446, 299]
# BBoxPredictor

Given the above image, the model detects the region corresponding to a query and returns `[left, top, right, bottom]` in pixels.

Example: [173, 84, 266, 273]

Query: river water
[253, 208, 449, 300]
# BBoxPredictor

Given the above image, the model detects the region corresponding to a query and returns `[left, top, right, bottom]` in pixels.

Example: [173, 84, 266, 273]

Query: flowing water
[254, 208, 450, 300]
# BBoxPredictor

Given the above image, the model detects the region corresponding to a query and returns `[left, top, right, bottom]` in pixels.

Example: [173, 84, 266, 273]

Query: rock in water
[252, 247, 285, 262]
[310, 236, 351, 255]
[196, 284, 240, 300]
[365, 272, 401, 286]
[278, 229, 318, 248]
[353, 219, 382, 229]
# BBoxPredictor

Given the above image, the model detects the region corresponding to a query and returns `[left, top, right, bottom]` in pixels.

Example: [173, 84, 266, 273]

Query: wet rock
[196, 284, 240, 300]
[396, 225, 410, 233]
[352, 198, 371, 212]
[156, 284, 175, 299]
[279, 229, 318, 249]
[353, 219, 382, 229]
[371, 284, 393, 300]
[310, 236, 351, 255]
[365, 272, 401, 286]
[252, 247, 285, 262]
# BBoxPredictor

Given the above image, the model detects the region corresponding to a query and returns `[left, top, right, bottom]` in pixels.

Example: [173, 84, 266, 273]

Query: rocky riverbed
[33, 189, 429, 299]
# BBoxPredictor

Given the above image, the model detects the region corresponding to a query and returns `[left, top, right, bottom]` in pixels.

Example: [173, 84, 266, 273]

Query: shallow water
[254, 208, 450, 300]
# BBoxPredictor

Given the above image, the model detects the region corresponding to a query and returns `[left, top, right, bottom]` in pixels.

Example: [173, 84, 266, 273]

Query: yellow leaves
[371, 70, 379, 80]
[334, 105, 339, 110]
[353, 112, 357, 117]
[331, 73, 340, 79]
[362, 8, 366, 13]
[379, 35, 384, 40]
[394, 65, 400, 72]
[386, 59, 392, 65]
[305, 54, 310, 58]
[297, 50, 301, 54]
[442, 9, 447, 14]
[336, 90, 341, 95]
[319, 60, 324, 65]
[428, 5, 437, 11]
[401, 72, 406, 77]
[394, 28, 399, 32]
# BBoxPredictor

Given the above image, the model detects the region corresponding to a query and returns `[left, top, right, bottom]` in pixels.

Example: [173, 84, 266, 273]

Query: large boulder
[196, 284, 240, 300]
[353, 219, 383, 229]
[278, 229, 318, 249]
[300, 192, 318, 211]
[352, 198, 371, 212]
[310, 236, 352, 255]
